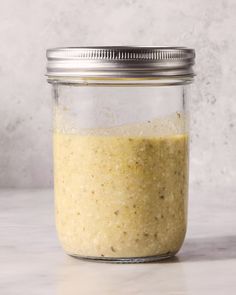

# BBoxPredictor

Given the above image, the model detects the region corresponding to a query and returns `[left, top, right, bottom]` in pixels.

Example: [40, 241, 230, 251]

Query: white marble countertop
[1, 185, 236, 295]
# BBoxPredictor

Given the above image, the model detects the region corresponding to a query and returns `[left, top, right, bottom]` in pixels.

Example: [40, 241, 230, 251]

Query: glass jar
[46, 46, 195, 263]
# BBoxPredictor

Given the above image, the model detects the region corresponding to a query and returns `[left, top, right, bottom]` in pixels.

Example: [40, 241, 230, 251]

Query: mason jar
[46, 46, 195, 263]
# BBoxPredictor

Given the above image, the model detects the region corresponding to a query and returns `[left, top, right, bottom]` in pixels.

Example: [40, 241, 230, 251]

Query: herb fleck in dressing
[54, 123, 188, 258]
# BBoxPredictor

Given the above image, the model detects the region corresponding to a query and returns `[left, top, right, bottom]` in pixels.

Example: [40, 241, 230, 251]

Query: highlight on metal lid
[46, 46, 195, 79]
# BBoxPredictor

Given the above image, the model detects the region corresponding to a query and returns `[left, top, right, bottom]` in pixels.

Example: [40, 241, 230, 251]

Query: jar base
[68, 251, 177, 264]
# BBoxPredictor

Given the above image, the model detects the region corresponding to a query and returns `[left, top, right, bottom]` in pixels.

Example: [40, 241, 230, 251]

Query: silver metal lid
[46, 46, 195, 79]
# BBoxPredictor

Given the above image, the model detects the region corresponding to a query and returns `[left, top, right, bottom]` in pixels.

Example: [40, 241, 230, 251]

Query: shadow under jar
[46, 46, 195, 263]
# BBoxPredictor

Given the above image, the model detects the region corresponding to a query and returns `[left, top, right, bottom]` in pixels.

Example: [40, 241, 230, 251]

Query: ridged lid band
[46, 46, 195, 79]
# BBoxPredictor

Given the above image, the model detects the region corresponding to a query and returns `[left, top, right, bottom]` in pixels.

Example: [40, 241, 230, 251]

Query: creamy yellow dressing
[54, 130, 188, 258]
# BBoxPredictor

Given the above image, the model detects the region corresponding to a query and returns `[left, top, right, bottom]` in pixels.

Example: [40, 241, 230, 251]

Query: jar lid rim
[46, 46, 195, 78]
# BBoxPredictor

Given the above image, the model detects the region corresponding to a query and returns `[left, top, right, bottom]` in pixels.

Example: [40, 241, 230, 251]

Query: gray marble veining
[1, 185, 236, 294]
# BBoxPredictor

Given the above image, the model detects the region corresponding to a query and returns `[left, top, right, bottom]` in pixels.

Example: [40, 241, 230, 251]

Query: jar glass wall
[52, 79, 190, 262]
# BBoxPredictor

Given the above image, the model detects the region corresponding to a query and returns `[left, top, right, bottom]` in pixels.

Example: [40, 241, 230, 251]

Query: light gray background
[0, 0, 235, 188]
